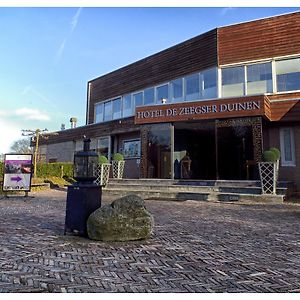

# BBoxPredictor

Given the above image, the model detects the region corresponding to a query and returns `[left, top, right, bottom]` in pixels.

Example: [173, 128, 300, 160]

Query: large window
[202, 68, 217, 99]
[156, 84, 169, 104]
[94, 103, 104, 123]
[123, 94, 133, 117]
[133, 92, 143, 108]
[280, 128, 296, 166]
[185, 73, 200, 101]
[171, 78, 183, 103]
[247, 62, 273, 95]
[144, 87, 155, 105]
[112, 97, 122, 120]
[222, 66, 245, 97]
[104, 101, 112, 121]
[276, 58, 300, 92]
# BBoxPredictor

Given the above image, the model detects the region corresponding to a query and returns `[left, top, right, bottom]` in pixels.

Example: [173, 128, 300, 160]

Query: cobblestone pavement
[1, 190, 300, 293]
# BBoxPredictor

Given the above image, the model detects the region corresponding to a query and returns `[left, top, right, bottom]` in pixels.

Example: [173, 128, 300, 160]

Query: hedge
[36, 163, 74, 178]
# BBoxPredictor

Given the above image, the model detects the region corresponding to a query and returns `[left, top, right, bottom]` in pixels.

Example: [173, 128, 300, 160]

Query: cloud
[15, 108, 50, 121]
[220, 7, 236, 16]
[0, 119, 23, 154]
[0, 107, 51, 154]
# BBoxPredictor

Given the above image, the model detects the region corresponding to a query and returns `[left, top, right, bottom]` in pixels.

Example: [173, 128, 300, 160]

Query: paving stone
[1, 189, 300, 292]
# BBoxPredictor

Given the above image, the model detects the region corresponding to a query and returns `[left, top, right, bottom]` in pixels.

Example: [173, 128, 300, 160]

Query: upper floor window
[123, 94, 133, 118]
[104, 101, 112, 121]
[276, 57, 300, 92]
[112, 97, 122, 120]
[133, 92, 143, 108]
[247, 62, 273, 95]
[222, 66, 245, 97]
[171, 78, 183, 103]
[185, 73, 200, 101]
[202, 68, 217, 99]
[144, 87, 155, 105]
[94, 103, 104, 123]
[156, 84, 169, 104]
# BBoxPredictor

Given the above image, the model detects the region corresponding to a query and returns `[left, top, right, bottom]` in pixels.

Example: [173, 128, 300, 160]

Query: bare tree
[10, 138, 32, 154]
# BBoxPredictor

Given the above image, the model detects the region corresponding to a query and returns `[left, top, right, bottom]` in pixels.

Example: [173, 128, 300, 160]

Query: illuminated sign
[2, 154, 33, 192]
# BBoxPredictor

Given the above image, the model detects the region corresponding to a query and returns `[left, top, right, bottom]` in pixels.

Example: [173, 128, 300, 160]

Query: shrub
[113, 153, 124, 161]
[36, 162, 73, 178]
[269, 147, 281, 161]
[263, 150, 277, 162]
[99, 155, 109, 164]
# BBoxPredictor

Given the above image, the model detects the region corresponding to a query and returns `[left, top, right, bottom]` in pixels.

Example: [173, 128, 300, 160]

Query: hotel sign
[135, 96, 267, 124]
[2, 154, 33, 192]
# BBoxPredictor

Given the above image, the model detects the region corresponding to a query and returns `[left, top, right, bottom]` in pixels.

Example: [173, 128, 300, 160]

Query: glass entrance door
[145, 123, 172, 179]
[174, 121, 216, 179]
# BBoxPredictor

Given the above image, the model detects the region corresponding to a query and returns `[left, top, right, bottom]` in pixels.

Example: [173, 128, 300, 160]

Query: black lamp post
[64, 138, 102, 236]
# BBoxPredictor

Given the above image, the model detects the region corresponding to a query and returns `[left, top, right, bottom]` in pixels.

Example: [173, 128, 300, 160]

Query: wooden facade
[218, 11, 300, 65]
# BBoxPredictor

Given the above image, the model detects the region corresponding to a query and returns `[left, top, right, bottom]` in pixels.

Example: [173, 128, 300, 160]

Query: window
[123, 139, 141, 158]
[104, 101, 112, 121]
[156, 84, 169, 104]
[185, 73, 200, 101]
[133, 92, 143, 108]
[276, 58, 300, 92]
[247, 62, 273, 95]
[144, 87, 155, 105]
[123, 94, 133, 117]
[280, 128, 296, 166]
[222, 66, 245, 97]
[94, 103, 104, 123]
[112, 97, 121, 120]
[171, 78, 183, 102]
[97, 137, 111, 160]
[202, 68, 217, 99]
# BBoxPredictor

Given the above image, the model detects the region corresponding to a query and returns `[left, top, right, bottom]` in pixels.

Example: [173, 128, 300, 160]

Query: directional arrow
[11, 176, 22, 182]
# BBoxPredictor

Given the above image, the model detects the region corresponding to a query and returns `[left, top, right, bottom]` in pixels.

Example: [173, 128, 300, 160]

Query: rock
[87, 194, 154, 241]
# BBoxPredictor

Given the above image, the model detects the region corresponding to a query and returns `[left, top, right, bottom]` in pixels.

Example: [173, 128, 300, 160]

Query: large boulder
[87, 194, 154, 241]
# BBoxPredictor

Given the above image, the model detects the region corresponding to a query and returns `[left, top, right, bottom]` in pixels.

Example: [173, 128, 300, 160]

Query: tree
[10, 138, 32, 154]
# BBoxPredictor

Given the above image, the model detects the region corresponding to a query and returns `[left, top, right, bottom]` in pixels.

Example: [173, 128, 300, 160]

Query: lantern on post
[64, 137, 102, 237]
[73, 138, 98, 183]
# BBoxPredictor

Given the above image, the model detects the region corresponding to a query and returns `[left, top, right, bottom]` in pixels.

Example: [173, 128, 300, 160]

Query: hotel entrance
[140, 117, 262, 180]
[174, 121, 216, 179]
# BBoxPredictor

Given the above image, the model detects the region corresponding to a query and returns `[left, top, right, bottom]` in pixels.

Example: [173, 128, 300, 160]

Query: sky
[0, 4, 299, 154]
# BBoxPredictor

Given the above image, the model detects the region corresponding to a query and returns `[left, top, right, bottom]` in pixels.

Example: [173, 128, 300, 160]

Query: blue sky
[0, 6, 299, 154]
